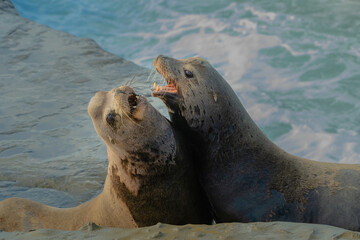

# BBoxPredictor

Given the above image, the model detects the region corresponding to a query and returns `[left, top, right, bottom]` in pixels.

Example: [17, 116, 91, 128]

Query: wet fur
[154, 55, 360, 231]
[0, 86, 212, 232]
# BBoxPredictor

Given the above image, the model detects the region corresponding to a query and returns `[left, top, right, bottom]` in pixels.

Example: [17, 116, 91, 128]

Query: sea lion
[152, 55, 360, 231]
[0, 85, 212, 232]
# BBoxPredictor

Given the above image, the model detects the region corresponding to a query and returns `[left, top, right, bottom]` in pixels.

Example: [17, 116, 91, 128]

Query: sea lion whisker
[129, 86, 141, 91]
[116, 99, 125, 127]
[129, 76, 137, 86]
[125, 111, 143, 128]
[145, 68, 155, 84]
[116, 96, 143, 128]
[150, 72, 157, 86]
[118, 112, 124, 126]
[128, 75, 142, 88]
[125, 75, 136, 86]
[161, 75, 168, 87]
[151, 71, 161, 85]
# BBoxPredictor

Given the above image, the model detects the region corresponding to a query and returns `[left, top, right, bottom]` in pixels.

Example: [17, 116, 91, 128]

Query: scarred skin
[0, 86, 212, 232]
[152, 55, 360, 231]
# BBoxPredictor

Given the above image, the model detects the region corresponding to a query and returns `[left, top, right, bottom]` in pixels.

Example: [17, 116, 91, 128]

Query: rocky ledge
[0, 0, 360, 239]
[1, 222, 360, 240]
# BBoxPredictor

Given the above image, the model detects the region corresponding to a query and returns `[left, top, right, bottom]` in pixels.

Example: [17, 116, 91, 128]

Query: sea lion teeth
[153, 54, 360, 232]
[151, 83, 177, 96]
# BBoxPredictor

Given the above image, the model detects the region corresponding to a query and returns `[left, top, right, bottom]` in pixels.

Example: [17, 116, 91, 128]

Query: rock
[1, 222, 360, 240]
[79, 222, 102, 232]
[0, 0, 18, 15]
[0, 0, 360, 239]
[0, 0, 151, 204]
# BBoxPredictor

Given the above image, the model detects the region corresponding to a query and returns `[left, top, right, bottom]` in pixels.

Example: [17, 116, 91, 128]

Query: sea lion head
[88, 85, 176, 165]
[152, 55, 236, 130]
[88, 86, 212, 225]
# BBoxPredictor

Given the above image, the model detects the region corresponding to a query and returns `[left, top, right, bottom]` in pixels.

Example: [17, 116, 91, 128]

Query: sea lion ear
[191, 56, 208, 66]
[198, 56, 209, 64]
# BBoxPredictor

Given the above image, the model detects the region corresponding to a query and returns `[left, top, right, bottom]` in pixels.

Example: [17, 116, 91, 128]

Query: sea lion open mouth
[150, 56, 180, 100]
[111, 87, 146, 122]
[151, 77, 178, 99]
[128, 93, 140, 114]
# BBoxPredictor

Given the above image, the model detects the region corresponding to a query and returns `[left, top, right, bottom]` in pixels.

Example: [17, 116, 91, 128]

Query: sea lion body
[0, 86, 211, 232]
[152, 55, 360, 231]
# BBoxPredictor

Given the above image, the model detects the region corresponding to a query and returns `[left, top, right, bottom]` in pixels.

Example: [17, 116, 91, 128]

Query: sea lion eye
[106, 113, 116, 126]
[184, 70, 193, 78]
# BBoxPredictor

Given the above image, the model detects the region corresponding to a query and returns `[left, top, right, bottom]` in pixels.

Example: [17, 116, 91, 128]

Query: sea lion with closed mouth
[0, 85, 212, 232]
[152, 55, 360, 231]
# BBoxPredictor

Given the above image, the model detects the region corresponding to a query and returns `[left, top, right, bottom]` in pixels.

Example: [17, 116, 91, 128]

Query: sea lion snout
[152, 55, 183, 104]
[154, 55, 179, 77]
[112, 86, 147, 120]
[154, 54, 169, 66]
[88, 90, 107, 119]
[114, 85, 136, 95]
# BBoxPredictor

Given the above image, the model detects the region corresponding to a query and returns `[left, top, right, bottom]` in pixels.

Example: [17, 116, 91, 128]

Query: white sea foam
[244, 5, 277, 22]
[128, 11, 280, 92]
[281, 43, 317, 56]
[247, 103, 279, 122]
[277, 125, 360, 163]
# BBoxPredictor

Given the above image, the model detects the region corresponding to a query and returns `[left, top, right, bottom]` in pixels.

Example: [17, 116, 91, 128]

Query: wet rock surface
[0, 0, 150, 206]
[1, 222, 360, 240]
[1, 0, 360, 239]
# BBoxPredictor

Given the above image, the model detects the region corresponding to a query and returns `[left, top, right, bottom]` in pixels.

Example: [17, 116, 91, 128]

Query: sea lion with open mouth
[152, 55, 360, 231]
[0, 86, 212, 232]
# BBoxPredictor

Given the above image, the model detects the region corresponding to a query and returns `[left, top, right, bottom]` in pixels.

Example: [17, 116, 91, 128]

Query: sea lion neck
[170, 81, 283, 170]
[106, 137, 178, 193]
[105, 133, 208, 227]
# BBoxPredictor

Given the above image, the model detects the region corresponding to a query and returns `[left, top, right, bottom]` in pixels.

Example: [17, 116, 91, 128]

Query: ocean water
[3, 0, 360, 207]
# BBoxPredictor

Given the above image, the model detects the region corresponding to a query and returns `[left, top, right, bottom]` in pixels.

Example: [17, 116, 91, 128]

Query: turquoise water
[3, 0, 360, 206]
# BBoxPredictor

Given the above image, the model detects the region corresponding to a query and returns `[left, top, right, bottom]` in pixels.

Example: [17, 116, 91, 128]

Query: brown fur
[0, 86, 211, 232]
